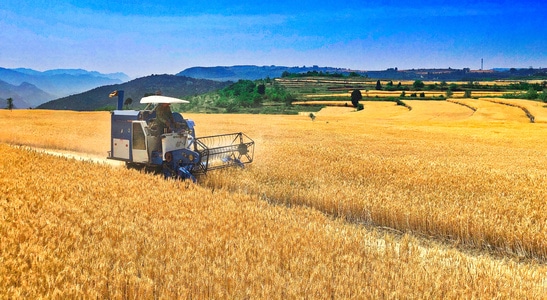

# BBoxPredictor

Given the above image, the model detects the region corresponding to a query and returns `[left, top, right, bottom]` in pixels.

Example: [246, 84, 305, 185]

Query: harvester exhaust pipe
[109, 90, 125, 110]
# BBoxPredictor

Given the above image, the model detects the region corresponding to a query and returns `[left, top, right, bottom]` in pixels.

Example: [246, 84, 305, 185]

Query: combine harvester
[107, 91, 254, 182]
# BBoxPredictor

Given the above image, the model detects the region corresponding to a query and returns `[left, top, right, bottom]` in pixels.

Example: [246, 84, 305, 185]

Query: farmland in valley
[1, 96, 547, 297]
[277, 77, 542, 103]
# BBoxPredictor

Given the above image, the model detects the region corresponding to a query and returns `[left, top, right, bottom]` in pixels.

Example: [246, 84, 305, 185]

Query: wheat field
[1, 99, 547, 298]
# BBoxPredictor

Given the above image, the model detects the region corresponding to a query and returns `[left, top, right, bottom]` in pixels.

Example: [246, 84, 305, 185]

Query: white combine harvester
[107, 92, 254, 181]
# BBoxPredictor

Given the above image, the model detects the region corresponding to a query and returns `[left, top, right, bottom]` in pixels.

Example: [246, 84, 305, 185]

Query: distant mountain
[0, 67, 130, 107]
[178, 65, 547, 81]
[8, 98, 31, 109]
[38, 74, 231, 111]
[0, 97, 30, 110]
[13, 68, 130, 82]
[0, 79, 54, 108]
[177, 65, 353, 81]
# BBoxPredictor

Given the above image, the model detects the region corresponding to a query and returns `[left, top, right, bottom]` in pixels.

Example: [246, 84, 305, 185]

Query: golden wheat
[448, 98, 535, 123]
[1, 102, 547, 297]
[480, 98, 547, 123]
[0, 109, 110, 155]
[189, 107, 547, 260]
[2, 144, 547, 298]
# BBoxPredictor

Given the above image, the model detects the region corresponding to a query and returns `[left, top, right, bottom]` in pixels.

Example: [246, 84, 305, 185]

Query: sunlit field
[277, 77, 537, 101]
[301, 90, 510, 99]
[0, 109, 110, 155]
[1, 99, 547, 297]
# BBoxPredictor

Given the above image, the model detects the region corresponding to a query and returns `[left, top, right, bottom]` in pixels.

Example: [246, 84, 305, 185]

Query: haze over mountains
[177, 65, 353, 81]
[0, 68, 130, 108]
[1, 65, 545, 110]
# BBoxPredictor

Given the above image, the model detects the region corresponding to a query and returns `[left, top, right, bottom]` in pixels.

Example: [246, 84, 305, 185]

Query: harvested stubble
[449, 98, 535, 123]
[1, 144, 547, 298]
[480, 98, 547, 123]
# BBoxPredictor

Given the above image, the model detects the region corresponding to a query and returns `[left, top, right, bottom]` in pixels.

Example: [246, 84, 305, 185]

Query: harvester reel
[194, 132, 254, 173]
[238, 143, 248, 155]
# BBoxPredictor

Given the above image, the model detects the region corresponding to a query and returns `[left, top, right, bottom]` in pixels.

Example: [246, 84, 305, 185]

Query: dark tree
[375, 80, 382, 90]
[257, 83, 266, 95]
[6, 98, 13, 110]
[124, 97, 133, 109]
[351, 89, 362, 108]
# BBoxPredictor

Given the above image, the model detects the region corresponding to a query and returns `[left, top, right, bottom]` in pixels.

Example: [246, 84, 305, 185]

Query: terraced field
[277, 77, 536, 102]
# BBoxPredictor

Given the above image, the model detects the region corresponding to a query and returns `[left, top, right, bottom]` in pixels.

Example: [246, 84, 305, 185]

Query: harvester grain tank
[107, 92, 254, 181]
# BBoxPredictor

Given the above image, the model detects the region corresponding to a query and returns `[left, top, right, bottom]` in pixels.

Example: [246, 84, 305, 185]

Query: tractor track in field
[22, 146, 125, 167]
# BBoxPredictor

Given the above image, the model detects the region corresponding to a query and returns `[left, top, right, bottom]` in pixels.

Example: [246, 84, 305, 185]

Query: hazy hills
[177, 65, 353, 81]
[11, 68, 129, 82]
[3, 64, 546, 111]
[0, 67, 129, 108]
[178, 65, 547, 82]
[0, 79, 54, 108]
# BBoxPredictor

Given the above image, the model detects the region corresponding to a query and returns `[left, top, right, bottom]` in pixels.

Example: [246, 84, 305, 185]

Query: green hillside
[38, 75, 231, 111]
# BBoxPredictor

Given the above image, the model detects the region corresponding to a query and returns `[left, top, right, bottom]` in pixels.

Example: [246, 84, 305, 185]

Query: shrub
[540, 90, 547, 103]
[351, 89, 362, 107]
[463, 90, 472, 98]
[413, 80, 425, 89]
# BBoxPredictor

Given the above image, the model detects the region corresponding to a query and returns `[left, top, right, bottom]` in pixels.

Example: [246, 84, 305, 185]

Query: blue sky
[1, 0, 546, 78]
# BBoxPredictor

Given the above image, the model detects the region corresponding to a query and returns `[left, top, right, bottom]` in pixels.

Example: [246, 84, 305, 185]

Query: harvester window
[132, 123, 146, 150]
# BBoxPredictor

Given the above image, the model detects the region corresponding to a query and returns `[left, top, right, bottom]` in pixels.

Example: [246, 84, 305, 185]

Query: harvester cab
[107, 94, 254, 181]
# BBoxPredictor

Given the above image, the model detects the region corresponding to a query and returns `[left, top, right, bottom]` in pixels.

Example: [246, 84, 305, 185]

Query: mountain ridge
[0, 68, 130, 107]
[0, 79, 54, 108]
[37, 74, 230, 111]
[177, 65, 353, 81]
[12, 68, 130, 82]
[177, 65, 547, 81]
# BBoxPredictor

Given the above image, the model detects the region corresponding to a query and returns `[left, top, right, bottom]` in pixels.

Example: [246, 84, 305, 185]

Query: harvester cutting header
[107, 91, 254, 181]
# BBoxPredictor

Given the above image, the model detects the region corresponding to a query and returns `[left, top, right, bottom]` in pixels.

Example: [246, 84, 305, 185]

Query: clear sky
[1, 0, 546, 78]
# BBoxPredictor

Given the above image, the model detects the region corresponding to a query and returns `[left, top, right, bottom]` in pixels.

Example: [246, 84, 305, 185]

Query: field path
[26, 146, 124, 167]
